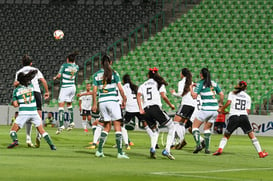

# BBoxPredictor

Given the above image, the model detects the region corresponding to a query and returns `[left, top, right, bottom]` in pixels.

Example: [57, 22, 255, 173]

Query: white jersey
[123, 83, 139, 112]
[79, 91, 92, 110]
[228, 91, 251, 116]
[15, 66, 44, 93]
[172, 77, 195, 107]
[138, 79, 166, 108]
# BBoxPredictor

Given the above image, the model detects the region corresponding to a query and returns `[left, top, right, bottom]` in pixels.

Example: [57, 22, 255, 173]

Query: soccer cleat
[129, 141, 134, 146]
[86, 144, 96, 149]
[84, 129, 88, 133]
[35, 137, 41, 148]
[175, 140, 187, 150]
[162, 149, 175, 160]
[150, 148, 156, 159]
[205, 149, 211, 154]
[213, 148, 223, 156]
[7, 140, 19, 149]
[193, 145, 203, 154]
[50, 144, 57, 150]
[117, 153, 130, 159]
[56, 126, 65, 135]
[155, 144, 160, 149]
[125, 144, 131, 150]
[67, 122, 75, 131]
[170, 145, 176, 150]
[95, 151, 105, 158]
[27, 141, 35, 148]
[259, 150, 268, 158]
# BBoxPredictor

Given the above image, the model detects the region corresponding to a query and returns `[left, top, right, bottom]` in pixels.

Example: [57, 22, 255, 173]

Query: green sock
[10, 131, 18, 141]
[88, 120, 92, 127]
[92, 126, 96, 135]
[68, 107, 73, 124]
[98, 131, 108, 153]
[43, 133, 53, 146]
[192, 129, 201, 146]
[115, 132, 123, 154]
[204, 133, 211, 150]
[58, 109, 64, 127]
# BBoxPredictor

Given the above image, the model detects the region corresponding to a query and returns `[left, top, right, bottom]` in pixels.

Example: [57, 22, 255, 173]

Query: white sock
[151, 129, 159, 150]
[144, 125, 153, 138]
[121, 126, 129, 145]
[25, 121, 32, 143]
[165, 120, 175, 153]
[219, 137, 228, 149]
[252, 138, 262, 152]
[93, 125, 103, 144]
[82, 120, 87, 129]
[174, 122, 183, 142]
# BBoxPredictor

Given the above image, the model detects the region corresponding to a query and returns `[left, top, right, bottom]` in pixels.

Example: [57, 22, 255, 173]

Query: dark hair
[181, 68, 192, 96]
[200, 68, 212, 88]
[67, 51, 79, 63]
[148, 68, 168, 90]
[101, 54, 112, 84]
[17, 70, 38, 87]
[123, 74, 138, 94]
[233, 81, 247, 94]
[22, 54, 32, 66]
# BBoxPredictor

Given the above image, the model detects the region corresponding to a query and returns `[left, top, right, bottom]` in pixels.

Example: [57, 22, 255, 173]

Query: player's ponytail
[201, 68, 212, 88]
[67, 51, 79, 63]
[181, 68, 192, 96]
[123, 74, 138, 94]
[233, 81, 247, 94]
[101, 54, 112, 84]
[17, 70, 38, 87]
[148, 67, 168, 90]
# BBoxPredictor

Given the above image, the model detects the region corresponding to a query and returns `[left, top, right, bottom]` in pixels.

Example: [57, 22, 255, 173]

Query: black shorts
[124, 112, 145, 124]
[34, 91, 42, 110]
[81, 109, 91, 116]
[144, 105, 170, 128]
[176, 104, 195, 120]
[185, 119, 192, 129]
[225, 115, 252, 135]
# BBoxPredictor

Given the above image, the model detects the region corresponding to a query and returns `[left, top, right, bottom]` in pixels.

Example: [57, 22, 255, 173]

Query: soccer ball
[53, 30, 64, 40]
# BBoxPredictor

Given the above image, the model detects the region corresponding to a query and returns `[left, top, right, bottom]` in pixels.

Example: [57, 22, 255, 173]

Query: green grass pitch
[0, 125, 272, 181]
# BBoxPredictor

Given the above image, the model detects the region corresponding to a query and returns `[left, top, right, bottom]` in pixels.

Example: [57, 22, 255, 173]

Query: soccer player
[14, 54, 49, 148]
[171, 68, 196, 149]
[190, 68, 224, 154]
[78, 83, 93, 132]
[137, 67, 175, 160]
[54, 51, 79, 135]
[8, 70, 56, 150]
[92, 55, 129, 159]
[213, 81, 268, 158]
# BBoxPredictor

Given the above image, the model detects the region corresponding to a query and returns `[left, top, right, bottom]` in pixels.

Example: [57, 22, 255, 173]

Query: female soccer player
[14, 54, 50, 148]
[171, 68, 196, 149]
[137, 67, 175, 160]
[78, 83, 93, 132]
[92, 55, 129, 159]
[8, 70, 56, 150]
[190, 68, 224, 154]
[54, 51, 79, 134]
[213, 81, 268, 158]
[122, 74, 155, 149]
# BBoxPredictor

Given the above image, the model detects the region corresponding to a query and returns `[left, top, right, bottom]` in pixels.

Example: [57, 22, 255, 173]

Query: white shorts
[58, 85, 76, 103]
[15, 114, 42, 128]
[99, 101, 122, 121]
[196, 110, 218, 123]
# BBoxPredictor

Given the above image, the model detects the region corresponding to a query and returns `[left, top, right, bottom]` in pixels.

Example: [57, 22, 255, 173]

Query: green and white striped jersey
[13, 84, 37, 115]
[58, 63, 79, 88]
[194, 80, 222, 111]
[93, 69, 120, 103]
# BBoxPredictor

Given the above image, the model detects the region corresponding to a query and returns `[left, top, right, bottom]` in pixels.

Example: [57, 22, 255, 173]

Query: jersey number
[22, 92, 32, 104]
[235, 99, 246, 110]
[147, 87, 152, 100]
